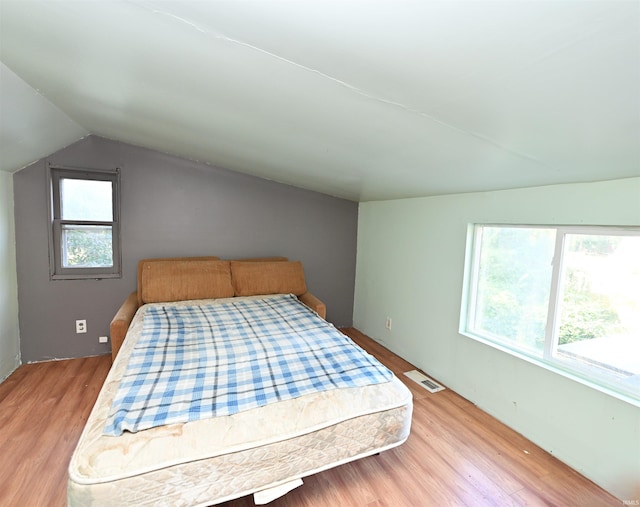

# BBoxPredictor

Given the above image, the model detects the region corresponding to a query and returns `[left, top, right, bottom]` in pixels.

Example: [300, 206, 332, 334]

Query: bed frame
[68, 257, 412, 506]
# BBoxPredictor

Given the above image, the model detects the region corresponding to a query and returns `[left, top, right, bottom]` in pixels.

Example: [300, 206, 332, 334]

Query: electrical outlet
[99, 336, 108, 344]
[75, 319, 87, 334]
[385, 317, 392, 330]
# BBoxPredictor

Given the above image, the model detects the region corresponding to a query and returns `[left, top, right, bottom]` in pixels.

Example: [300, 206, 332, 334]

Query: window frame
[460, 223, 640, 407]
[47, 165, 121, 280]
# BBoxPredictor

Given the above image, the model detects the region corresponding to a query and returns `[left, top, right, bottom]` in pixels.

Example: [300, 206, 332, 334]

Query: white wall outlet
[75, 319, 87, 334]
[385, 317, 392, 330]
[99, 336, 109, 344]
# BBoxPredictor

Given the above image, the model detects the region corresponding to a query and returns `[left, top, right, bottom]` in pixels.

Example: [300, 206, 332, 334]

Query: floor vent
[404, 370, 445, 393]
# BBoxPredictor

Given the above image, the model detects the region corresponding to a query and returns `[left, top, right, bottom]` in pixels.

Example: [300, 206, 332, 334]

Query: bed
[68, 258, 412, 506]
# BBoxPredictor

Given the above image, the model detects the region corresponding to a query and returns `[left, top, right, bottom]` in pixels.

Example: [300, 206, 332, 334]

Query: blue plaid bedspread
[104, 294, 392, 436]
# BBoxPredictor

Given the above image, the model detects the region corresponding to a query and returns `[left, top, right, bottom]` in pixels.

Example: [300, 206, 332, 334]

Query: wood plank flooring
[0, 328, 619, 506]
[0, 355, 111, 506]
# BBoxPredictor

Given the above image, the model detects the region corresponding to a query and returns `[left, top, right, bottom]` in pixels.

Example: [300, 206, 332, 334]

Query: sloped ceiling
[0, 63, 89, 170]
[0, 1, 638, 201]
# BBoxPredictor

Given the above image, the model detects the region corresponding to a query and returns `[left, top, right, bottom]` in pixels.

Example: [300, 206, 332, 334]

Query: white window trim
[460, 223, 640, 408]
[47, 164, 122, 280]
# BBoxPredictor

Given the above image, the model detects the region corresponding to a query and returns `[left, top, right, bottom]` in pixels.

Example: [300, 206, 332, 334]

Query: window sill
[51, 272, 121, 281]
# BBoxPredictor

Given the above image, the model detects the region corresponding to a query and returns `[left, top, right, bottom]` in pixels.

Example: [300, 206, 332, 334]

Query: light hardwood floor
[0, 328, 619, 506]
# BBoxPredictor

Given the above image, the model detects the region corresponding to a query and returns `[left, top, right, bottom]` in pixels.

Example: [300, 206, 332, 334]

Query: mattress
[68, 295, 413, 506]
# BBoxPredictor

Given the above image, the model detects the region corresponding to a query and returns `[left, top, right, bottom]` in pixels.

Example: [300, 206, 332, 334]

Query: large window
[48, 166, 121, 280]
[461, 224, 640, 405]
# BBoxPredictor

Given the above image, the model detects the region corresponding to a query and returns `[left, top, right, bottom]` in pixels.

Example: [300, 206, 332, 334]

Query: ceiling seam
[130, 0, 551, 169]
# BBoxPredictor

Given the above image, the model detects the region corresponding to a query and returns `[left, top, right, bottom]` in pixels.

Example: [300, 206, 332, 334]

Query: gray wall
[0, 171, 20, 379]
[13, 136, 358, 362]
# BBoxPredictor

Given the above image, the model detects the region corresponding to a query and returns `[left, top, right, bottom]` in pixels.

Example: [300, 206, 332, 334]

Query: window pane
[61, 225, 113, 268]
[61, 178, 113, 221]
[473, 227, 555, 354]
[556, 235, 640, 379]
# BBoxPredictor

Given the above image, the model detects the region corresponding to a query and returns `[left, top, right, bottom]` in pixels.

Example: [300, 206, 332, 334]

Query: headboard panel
[136, 256, 292, 304]
[138, 258, 233, 304]
[231, 261, 307, 297]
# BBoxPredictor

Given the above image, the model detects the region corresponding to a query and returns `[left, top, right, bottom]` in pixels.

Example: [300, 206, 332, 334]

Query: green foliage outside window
[558, 236, 623, 345]
[476, 228, 623, 349]
[476, 227, 553, 352]
[63, 227, 113, 268]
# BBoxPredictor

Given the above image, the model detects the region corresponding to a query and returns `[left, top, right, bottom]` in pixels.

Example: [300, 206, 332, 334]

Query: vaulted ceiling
[1, 1, 638, 201]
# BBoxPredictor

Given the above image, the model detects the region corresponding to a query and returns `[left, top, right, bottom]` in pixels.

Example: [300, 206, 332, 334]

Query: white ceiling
[1, 1, 638, 201]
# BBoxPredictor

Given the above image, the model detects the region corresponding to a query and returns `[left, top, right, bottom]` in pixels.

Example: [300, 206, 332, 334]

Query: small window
[461, 224, 640, 405]
[48, 166, 121, 279]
